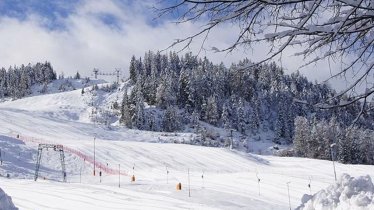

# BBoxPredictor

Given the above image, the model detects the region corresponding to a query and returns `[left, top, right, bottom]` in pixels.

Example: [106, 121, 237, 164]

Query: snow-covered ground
[0, 81, 373, 210]
[0, 187, 18, 210]
[298, 174, 374, 210]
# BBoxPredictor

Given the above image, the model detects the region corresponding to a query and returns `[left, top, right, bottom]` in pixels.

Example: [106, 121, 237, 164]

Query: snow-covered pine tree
[200, 97, 208, 122]
[249, 101, 260, 134]
[162, 106, 179, 132]
[315, 120, 329, 160]
[0, 68, 5, 98]
[293, 116, 309, 157]
[237, 98, 246, 135]
[177, 67, 190, 108]
[132, 89, 145, 129]
[274, 111, 284, 144]
[120, 89, 132, 128]
[324, 116, 339, 159]
[156, 76, 176, 109]
[74, 71, 81, 79]
[0, 62, 56, 99]
[338, 130, 352, 164]
[306, 117, 319, 158]
[221, 103, 231, 130]
[20, 65, 31, 97]
[191, 109, 200, 133]
[357, 129, 374, 164]
[206, 96, 219, 126]
[148, 111, 157, 131]
[129, 56, 137, 83]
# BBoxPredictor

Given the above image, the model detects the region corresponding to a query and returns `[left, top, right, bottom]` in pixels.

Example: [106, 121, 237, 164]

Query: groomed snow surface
[0, 80, 373, 210]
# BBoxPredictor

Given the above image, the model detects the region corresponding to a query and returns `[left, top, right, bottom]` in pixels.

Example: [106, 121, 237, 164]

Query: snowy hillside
[0, 82, 373, 210]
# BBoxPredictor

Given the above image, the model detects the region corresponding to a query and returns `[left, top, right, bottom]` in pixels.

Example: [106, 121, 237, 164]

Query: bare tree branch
[157, 0, 374, 111]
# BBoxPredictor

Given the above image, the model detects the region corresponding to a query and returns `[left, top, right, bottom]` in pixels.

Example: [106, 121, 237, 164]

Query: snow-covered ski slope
[0, 83, 373, 210]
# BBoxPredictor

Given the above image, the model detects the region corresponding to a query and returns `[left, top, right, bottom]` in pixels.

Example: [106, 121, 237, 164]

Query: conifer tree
[132, 89, 145, 129]
[206, 96, 219, 126]
[162, 106, 179, 132]
[129, 56, 137, 83]
[293, 116, 309, 157]
[237, 98, 246, 134]
[221, 104, 231, 130]
[120, 89, 132, 128]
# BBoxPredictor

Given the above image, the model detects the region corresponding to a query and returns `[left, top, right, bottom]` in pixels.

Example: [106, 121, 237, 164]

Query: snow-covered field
[0, 81, 373, 210]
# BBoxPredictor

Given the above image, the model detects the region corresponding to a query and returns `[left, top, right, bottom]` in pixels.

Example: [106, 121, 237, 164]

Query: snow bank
[0, 187, 18, 210]
[297, 174, 374, 210]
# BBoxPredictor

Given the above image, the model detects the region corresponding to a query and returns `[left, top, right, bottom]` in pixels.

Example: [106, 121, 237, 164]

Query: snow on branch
[158, 0, 374, 110]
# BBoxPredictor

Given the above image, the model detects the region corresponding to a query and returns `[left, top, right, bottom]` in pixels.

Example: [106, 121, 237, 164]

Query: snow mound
[0, 187, 18, 210]
[297, 173, 374, 210]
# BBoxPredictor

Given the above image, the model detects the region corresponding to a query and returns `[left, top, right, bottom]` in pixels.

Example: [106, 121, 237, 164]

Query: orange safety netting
[14, 133, 128, 176]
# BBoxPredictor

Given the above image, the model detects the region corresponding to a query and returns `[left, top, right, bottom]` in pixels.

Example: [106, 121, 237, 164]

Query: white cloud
[0, 0, 365, 93]
[0, 1, 242, 77]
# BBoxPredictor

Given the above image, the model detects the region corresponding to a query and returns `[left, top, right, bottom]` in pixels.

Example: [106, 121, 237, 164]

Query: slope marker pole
[93, 137, 96, 176]
[287, 182, 291, 210]
[188, 168, 191, 197]
[330, 143, 337, 182]
[202, 171, 205, 189]
[308, 176, 312, 195]
[256, 172, 261, 196]
[118, 164, 121, 188]
[166, 166, 169, 184]
[80, 167, 82, 183]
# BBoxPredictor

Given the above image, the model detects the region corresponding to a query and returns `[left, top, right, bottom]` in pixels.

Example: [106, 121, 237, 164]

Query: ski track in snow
[0, 84, 373, 210]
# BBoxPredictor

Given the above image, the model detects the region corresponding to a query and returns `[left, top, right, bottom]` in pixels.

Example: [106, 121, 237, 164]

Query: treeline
[294, 116, 374, 164]
[0, 62, 57, 99]
[120, 51, 373, 146]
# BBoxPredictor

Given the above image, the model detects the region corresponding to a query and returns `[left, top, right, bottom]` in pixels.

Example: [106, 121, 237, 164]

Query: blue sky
[0, 0, 177, 30]
[0, 0, 354, 91]
[0, 0, 157, 30]
[0, 0, 79, 28]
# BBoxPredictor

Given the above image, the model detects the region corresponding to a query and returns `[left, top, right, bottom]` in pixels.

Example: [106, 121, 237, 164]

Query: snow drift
[298, 174, 374, 210]
[0, 187, 18, 210]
